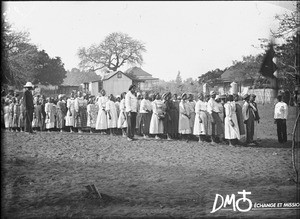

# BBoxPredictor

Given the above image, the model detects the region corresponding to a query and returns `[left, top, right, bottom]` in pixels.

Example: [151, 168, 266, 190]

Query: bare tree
[78, 32, 146, 72]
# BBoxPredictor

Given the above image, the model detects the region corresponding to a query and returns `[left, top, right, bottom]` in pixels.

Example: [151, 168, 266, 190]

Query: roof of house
[62, 71, 101, 86]
[124, 67, 159, 81]
[102, 71, 135, 81]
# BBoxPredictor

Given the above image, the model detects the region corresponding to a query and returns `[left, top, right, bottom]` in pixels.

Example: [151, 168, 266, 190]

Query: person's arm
[284, 103, 288, 119]
[125, 93, 132, 113]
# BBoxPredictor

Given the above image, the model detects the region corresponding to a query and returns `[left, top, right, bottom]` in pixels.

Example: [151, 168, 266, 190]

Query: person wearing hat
[242, 93, 256, 145]
[274, 95, 288, 143]
[207, 91, 224, 144]
[178, 93, 191, 141]
[23, 82, 35, 133]
[125, 84, 138, 141]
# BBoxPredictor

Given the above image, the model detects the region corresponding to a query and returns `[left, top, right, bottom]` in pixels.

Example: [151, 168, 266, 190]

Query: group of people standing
[2, 82, 289, 145]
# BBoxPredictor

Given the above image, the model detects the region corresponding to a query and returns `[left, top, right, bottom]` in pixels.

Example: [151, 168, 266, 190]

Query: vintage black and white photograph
[1, 1, 300, 218]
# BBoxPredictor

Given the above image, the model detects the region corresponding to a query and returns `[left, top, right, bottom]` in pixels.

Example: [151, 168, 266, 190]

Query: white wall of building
[103, 73, 132, 96]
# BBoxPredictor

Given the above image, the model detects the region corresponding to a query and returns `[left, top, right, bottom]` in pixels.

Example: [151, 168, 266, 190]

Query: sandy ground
[2, 103, 300, 218]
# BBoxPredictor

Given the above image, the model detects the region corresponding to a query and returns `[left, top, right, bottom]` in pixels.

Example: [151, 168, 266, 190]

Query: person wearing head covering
[139, 92, 152, 138]
[96, 89, 108, 134]
[178, 93, 191, 141]
[193, 93, 212, 142]
[249, 94, 260, 143]
[56, 94, 67, 132]
[117, 92, 128, 137]
[106, 94, 118, 135]
[87, 95, 98, 133]
[65, 92, 76, 132]
[44, 97, 55, 132]
[242, 93, 255, 145]
[233, 94, 245, 137]
[207, 91, 224, 144]
[23, 82, 35, 133]
[162, 92, 177, 140]
[74, 91, 88, 133]
[31, 97, 42, 131]
[224, 95, 241, 146]
[171, 93, 180, 139]
[274, 95, 288, 143]
[149, 93, 165, 139]
[125, 84, 138, 141]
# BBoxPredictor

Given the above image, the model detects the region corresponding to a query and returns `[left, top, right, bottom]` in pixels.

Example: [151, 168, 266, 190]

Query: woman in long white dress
[117, 92, 127, 137]
[224, 95, 240, 146]
[194, 93, 211, 142]
[65, 92, 76, 132]
[106, 94, 118, 135]
[178, 93, 191, 141]
[95, 89, 108, 134]
[149, 93, 165, 139]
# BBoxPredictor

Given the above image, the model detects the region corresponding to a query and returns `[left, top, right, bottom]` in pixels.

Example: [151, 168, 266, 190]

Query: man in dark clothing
[23, 82, 35, 133]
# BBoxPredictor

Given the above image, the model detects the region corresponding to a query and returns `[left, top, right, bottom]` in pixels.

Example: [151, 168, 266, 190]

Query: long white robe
[224, 102, 240, 140]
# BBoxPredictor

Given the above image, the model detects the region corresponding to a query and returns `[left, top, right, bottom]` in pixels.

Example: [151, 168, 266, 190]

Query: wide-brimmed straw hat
[24, 82, 34, 88]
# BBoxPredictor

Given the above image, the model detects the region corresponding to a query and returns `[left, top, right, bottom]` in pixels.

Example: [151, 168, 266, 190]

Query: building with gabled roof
[124, 67, 159, 91]
[58, 69, 101, 95]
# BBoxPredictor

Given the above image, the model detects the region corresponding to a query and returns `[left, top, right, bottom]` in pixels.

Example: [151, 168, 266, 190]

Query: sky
[2, 1, 296, 81]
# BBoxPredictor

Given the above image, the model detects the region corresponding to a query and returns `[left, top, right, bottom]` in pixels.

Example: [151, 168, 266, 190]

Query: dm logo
[211, 190, 253, 213]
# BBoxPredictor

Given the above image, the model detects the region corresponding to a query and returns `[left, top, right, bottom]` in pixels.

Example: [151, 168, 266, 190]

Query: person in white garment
[95, 89, 108, 134]
[125, 84, 138, 141]
[224, 95, 241, 146]
[106, 94, 118, 135]
[117, 92, 128, 137]
[274, 95, 288, 143]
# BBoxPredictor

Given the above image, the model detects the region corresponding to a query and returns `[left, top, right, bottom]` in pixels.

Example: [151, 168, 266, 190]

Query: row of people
[3, 82, 287, 145]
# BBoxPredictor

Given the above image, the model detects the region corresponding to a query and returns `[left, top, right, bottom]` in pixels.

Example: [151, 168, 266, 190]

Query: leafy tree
[2, 20, 39, 88]
[197, 68, 225, 84]
[33, 50, 67, 85]
[78, 32, 146, 72]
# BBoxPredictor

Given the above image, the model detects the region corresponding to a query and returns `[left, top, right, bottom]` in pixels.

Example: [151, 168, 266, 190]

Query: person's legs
[282, 119, 287, 143]
[276, 119, 283, 143]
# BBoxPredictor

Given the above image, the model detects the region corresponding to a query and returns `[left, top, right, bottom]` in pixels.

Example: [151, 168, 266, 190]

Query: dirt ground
[2, 103, 300, 218]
